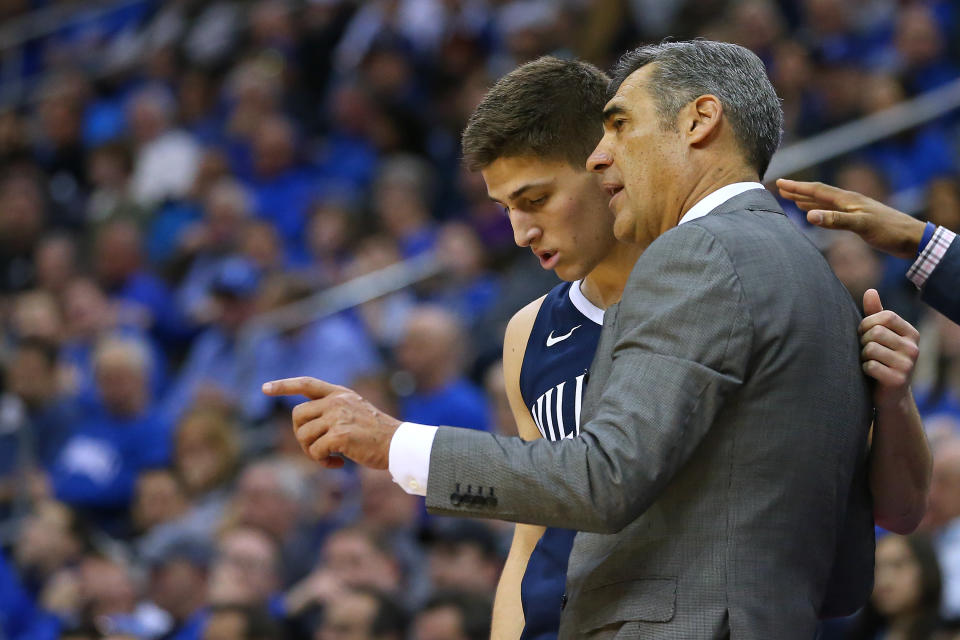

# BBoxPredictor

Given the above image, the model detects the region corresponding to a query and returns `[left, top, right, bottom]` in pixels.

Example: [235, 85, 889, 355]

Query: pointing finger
[262, 377, 341, 399]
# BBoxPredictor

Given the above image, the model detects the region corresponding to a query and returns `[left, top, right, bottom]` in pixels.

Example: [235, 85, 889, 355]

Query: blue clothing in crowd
[401, 379, 491, 432]
[50, 405, 172, 512]
[0, 551, 59, 640]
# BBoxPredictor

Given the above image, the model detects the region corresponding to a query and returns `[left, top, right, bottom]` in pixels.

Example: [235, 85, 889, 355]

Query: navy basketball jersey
[517, 280, 603, 639]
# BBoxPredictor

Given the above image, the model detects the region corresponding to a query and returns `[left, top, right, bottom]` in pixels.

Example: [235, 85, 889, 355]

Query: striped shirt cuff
[907, 226, 956, 289]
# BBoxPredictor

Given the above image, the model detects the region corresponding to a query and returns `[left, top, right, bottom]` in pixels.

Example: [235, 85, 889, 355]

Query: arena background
[0, 1, 958, 638]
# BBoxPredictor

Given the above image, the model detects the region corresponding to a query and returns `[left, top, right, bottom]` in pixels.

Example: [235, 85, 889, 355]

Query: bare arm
[860, 289, 931, 533]
[491, 298, 547, 640]
[776, 179, 926, 258]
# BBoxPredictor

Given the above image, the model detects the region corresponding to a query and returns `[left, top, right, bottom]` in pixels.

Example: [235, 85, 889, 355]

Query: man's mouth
[535, 250, 559, 270]
[604, 184, 624, 208]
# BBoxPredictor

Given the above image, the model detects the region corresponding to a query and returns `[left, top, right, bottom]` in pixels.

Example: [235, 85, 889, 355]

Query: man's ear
[685, 94, 723, 146]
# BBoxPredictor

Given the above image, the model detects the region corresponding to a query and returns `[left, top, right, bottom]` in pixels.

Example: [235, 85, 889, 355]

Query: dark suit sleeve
[424, 224, 754, 533]
[921, 236, 960, 325]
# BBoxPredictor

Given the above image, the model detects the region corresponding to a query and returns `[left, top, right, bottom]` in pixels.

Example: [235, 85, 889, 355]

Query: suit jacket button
[560, 594, 567, 610]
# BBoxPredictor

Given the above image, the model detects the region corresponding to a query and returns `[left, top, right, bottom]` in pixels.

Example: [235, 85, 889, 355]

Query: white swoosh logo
[546, 325, 581, 347]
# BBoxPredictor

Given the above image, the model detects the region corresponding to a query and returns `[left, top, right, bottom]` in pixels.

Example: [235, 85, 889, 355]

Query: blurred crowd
[0, 0, 957, 638]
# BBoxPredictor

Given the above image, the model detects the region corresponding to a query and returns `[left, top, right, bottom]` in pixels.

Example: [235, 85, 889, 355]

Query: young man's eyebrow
[602, 104, 627, 123]
[508, 178, 554, 201]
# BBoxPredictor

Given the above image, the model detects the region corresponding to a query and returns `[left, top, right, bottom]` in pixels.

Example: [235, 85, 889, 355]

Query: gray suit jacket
[425, 190, 874, 639]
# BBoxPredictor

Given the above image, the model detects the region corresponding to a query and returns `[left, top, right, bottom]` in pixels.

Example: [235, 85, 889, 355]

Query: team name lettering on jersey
[530, 373, 587, 441]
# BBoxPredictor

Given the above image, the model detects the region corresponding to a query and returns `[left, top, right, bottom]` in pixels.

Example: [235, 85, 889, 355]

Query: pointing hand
[262, 377, 401, 470]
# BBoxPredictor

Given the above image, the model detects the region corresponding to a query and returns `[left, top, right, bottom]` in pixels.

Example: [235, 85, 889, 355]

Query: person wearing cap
[161, 257, 280, 425]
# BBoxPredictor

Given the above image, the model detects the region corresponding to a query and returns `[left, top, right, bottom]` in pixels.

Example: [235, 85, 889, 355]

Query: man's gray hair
[608, 40, 783, 178]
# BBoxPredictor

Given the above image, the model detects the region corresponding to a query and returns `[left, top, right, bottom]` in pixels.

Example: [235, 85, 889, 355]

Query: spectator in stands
[313, 587, 406, 640]
[428, 222, 501, 326]
[162, 257, 278, 424]
[48, 335, 171, 533]
[134, 470, 188, 536]
[926, 178, 960, 233]
[859, 74, 957, 193]
[175, 178, 254, 324]
[825, 232, 883, 309]
[76, 555, 171, 638]
[207, 526, 283, 617]
[146, 536, 212, 640]
[34, 85, 87, 227]
[424, 521, 502, 597]
[172, 408, 238, 533]
[411, 591, 492, 640]
[86, 142, 143, 228]
[9, 289, 63, 343]
[230, 459, 324, 587]
[395, 305, 490, 431]
[244, 115, 316, 255]
[372, 155, 438, 259]
[921, 439, 960, 619]
[241, 220, 286, 275]
[285, 526, 403, 621]
[33, 233, 79, 299]
[13, 500, 90, 598]
[893, 4, 959, 94]
[0, 171, 46, 293]
[128, 86, 201, 207]
[201, 603, 279, 640]
[133, 468, 212, 561]
[303, 198, 359, 286]
[0, 337, 74, 504]
[847, 534, 943, 639]
[93, 219, 183, 343]
[59, 276, 165, 405]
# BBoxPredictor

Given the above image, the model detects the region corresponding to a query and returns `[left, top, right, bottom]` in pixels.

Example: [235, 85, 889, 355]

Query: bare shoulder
[503, 294, 546, 441]
[504, 295, 546, 361]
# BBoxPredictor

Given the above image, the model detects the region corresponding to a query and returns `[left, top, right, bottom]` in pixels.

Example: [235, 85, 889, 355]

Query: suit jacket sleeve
[922, 236, 960, 325]
[425, 224, 754, 533]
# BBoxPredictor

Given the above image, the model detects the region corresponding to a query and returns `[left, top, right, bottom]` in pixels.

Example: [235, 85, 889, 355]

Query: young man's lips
[537, 251, 560, 269]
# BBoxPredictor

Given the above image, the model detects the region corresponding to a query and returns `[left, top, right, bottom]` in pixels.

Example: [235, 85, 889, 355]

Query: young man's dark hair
[461, 56, 609, 171]
[607, 41, 783, 178]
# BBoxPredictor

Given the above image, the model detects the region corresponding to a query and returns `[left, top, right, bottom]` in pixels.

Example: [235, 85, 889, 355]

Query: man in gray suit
[264, 41, 875, 638]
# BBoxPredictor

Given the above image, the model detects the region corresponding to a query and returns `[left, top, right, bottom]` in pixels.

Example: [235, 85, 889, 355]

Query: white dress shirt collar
[677, 182, 765, 226]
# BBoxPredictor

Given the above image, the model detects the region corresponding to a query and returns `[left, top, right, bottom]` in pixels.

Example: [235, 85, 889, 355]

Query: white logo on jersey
[546, 325, 581, 347]
[530, 373, 587, 441]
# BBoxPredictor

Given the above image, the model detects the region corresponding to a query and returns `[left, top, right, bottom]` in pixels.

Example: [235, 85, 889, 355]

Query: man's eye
[530, 196, 547, 206]
[613, 119, 626, 131]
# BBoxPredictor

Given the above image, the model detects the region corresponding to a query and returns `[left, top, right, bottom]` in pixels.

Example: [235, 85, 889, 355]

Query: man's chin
[554, 262, 587, 283]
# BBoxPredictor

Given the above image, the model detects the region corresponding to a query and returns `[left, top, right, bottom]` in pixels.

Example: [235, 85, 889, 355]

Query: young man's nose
[512, 216, 541, 248]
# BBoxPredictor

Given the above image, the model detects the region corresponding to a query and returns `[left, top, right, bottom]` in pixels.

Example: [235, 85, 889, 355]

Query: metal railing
[764, 77, 960, 182]
[0, 0, 152, 105]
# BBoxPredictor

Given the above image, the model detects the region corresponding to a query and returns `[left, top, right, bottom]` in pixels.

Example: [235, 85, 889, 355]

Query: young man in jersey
[457, 56, 931, 640]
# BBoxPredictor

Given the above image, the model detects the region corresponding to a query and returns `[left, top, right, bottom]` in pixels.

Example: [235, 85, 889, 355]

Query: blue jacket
[922, 236, 960, 324]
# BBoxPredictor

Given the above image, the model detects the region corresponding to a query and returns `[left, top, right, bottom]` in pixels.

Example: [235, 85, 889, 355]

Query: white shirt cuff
[388, 422, 438, 496]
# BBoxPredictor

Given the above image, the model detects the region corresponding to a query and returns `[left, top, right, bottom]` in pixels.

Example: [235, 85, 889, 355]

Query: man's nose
[587, 139, 613, 174]
[510, 213, 541, 248]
